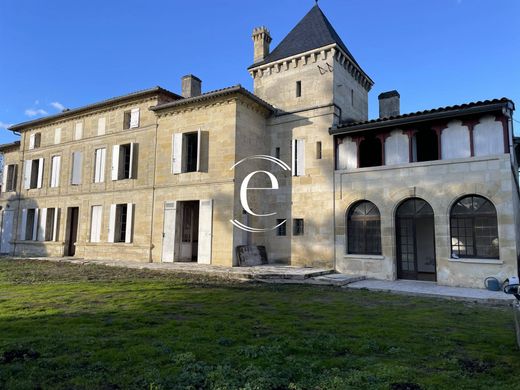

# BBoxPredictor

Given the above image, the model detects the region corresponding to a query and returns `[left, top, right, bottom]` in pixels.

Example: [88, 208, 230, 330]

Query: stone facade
[0, 5, 518, 288]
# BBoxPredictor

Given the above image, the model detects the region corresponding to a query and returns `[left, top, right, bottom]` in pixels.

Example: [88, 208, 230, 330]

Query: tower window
[296, 81, 302, 97]
[351, 89, 354, 107]
[275, 147, 280, 159]
[316, 141, 322, 159]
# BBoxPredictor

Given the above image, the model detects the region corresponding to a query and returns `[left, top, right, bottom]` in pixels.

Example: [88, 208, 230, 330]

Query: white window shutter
[52, 208, 59, 241]
[161, 201, 177, 262]
[51, 156, 60, 188]
[75, 122, 83, 140]
[129, 143, 135, 179]
[38, 208, 46, 241]
[54, 128, 61, 144]
[71, 152, 82, 185]
[24, 160, 32, 189]
[197, 199, 213, 264]
[32, 209, 39, 241]
[90, 205, 102, 243]
[291, 140, 297, 176]
[2, 165, 7, 191]
[130, 108, 140, 128]
[125, 203, 134, 243]
[29, 134, 35, 150]
[20, 209, 27, 240]
[108, 204, 116, 242]
[296, 139, 305, 176]
[111, 145, 120, 181]
[97, 117, 106, 136]
[172, 133, 183, 174]
[100, 148, 106, 182]
[37, 158, 44, 188]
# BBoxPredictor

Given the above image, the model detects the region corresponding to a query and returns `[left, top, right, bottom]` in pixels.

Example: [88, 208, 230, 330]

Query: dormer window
[296, 81, 302, 98]
[29, 133, 41, 150]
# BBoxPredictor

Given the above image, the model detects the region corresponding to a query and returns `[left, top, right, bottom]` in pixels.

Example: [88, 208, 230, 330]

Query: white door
[198, 199, 213, 264]
[0, 210, 15, 254]
[161, 202, 177, 262]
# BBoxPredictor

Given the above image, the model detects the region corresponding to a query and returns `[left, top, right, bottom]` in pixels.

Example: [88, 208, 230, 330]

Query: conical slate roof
[250, 5, 360, 68]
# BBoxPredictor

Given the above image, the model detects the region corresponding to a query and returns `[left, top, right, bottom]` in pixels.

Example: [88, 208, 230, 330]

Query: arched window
[347, 201, 381, 255]
[450, 195, 499, 259]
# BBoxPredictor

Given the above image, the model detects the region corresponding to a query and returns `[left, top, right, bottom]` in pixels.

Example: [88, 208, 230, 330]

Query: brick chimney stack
[378, 90, 400, 119]
[252, 26, 272, 63]
[181, 75, 202, 98]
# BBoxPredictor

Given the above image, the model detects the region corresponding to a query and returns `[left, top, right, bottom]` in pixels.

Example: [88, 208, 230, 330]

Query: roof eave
[330, 101, 513, 135]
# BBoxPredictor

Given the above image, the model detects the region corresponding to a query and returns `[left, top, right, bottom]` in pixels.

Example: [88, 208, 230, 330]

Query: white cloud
[34, 99, 40, 105]
[25, 108, 48, 117]
[0, 121, 13, 130]
[50, 101, 65, 111]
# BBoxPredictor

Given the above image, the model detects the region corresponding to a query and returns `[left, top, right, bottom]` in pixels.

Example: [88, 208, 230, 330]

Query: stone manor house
[1, 5, 518, 288]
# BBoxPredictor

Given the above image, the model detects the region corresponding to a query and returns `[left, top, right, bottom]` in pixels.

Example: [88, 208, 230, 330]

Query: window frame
[293, 218, 304, 236]
[450, 195, 499, 259]
[346, 200, 382, 255]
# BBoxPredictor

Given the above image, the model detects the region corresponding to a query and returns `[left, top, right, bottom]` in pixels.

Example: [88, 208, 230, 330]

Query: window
[71, 152, 83, 185]
[108, 203, 134, 243]
[23, 158, 43, 189]
[2, 164, 17, 192]
[111, 143, 137, 180]
[74, 122, 83, 140]
[412, 129, 438, 162]
[450, 195, 499, 259]
[23, 209, 38, 240]
[275, 147, 281, 159]
[123, 108, 140, 129]
[276, 219, 286, 236]
[21, 208, 59, 241]
[172, 130, 209, 174]
[50, 156, 61, 188]
[347, 201, 381, 255]
[293, 219, 304, 236]
[316, 141, 322, 159]
[29, 133, 41, 150]
[296, 81, 302, 97]
[90, 205, 103, 243]
[358, 137, 382, 168]
[292, 139, 305, 176]
[94, 148, 106, 183]
[351, 89, 354, 107]
[97, 117, 106, 136]
[54, 128, 61, 144]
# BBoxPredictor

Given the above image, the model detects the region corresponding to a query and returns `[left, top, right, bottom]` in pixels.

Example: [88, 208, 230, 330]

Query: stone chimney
[378, 90, 400, 118]
[252, 26, 272, 63]
[181, 74, 202, 98]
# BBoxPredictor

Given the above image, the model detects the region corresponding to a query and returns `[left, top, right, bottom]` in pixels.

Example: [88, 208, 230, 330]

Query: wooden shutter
[130, 108, 140, 128]
[90, 205, 102, 243]
[23, 160, 32, 189]
[38, 208, 46, 241]
[94, 149, 105, 183]
[296, 139, 305, 176]
[196, 130, 209, 172]
[97, 117, 106, 136]
[172, 133, 183, 174]
[54, 128, 61, 144]
[197, 199, 213, 264]
[32, 209, 39, 241]
[75, 122, 83, 140]
[129, 143, 138, 179]
[161, 201, 177, 262]
[108, 204, 116, 242]
[125, 203, 133, 243]
[53, 208, 59, 241]
[111, 145, 120, 180]
[20, 209, 27, 240]
[2, 165, 7, 191]
[29, 134, 35, 150]
[37, 158, 44, 188]
[51, 156, 60, 188]
[71, 152, 82, 185]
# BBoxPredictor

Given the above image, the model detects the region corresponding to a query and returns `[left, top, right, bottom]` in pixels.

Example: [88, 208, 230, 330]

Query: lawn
[0, 259, 518, 390]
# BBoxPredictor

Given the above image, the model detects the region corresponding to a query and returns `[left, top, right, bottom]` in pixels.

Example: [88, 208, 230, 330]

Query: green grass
[0, 259, 518, 390]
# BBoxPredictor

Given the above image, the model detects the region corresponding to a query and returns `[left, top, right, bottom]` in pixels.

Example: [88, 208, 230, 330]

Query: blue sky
[1, 0, 519, 144]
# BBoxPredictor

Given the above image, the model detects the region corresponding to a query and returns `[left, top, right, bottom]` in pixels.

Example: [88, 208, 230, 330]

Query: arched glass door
[396, 198, 436, 281]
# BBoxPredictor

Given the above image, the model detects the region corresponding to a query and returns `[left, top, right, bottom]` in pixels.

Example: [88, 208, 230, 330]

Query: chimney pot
[181, 74, 202, 98]
[378, 90, 400, 119]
